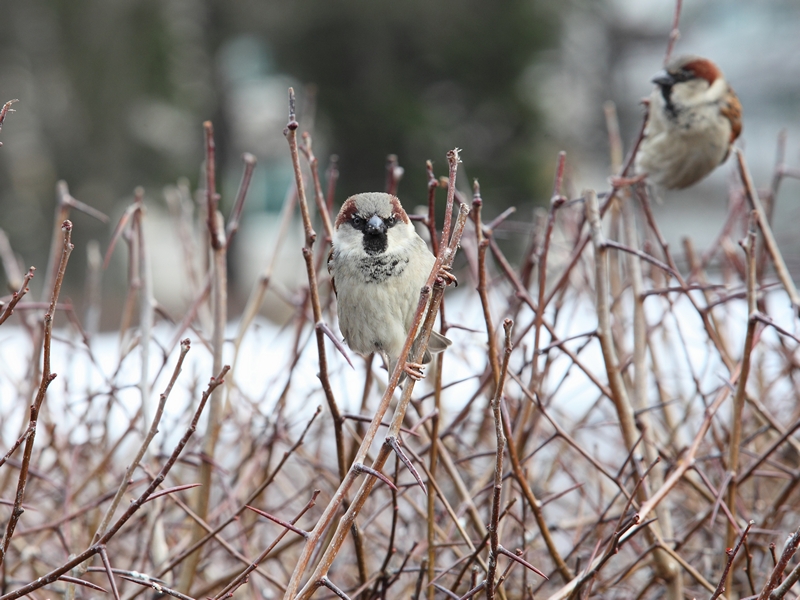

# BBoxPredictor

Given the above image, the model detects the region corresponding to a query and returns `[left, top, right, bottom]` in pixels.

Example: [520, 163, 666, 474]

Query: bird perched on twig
[328, 192, 455, 383]
[635, 55, 742, 190]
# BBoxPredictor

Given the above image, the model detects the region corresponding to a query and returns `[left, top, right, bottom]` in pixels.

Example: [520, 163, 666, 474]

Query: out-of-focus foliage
[243, 1, 557, 205]
[0, 0, 558, 299]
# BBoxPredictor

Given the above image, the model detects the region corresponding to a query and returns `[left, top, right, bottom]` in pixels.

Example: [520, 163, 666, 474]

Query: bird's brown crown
[334, 193, 411, 229]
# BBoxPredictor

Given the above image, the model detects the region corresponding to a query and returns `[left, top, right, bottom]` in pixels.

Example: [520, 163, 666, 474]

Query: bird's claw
[404, 362, 425, 381]
[436, 265, 458, 287]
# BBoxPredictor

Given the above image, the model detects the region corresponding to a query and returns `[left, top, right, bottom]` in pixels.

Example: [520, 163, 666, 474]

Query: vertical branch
[204, 122, 224, 250]
[325, 155, 339, 216]
[425, 159, 442, 600]
[132, 188, 154, 427]
[663, 0, 683, 65]
[284, 88, 346, 480]
[179, 121, 229, 594]
[621, 196, 682, 599]
[225, 152, 258, 245]
[528, 153, 566, 395]
[426, 160, 440, 257]
[426, 361, 441, 600]
[440, 148, 461, 250]
[0, 221, 73, 567]
[486, 320, 513, 600]
[471, 181, 499, 385]
[542, 112, 648, 309]
[585, 191, 638, 450]
[300, 133, 333, 243]
[385, 153, 404, 197]
[725, 211, 759, 592]
[736, 149, 800, 312]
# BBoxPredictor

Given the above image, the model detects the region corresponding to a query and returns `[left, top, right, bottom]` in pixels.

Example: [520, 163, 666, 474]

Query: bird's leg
[403, 361, 425, 381]
[436, 264, 458, 287]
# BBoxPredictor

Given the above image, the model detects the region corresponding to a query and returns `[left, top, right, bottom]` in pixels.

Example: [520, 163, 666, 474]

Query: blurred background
[0, 0, 798, 328]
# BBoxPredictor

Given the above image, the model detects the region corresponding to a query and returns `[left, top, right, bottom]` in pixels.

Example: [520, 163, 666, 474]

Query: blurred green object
[259, 0, 556, 206]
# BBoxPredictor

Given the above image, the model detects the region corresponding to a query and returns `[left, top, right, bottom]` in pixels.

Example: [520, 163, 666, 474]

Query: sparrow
[635, 55, 742, 190]
[328, 192, 454, 382]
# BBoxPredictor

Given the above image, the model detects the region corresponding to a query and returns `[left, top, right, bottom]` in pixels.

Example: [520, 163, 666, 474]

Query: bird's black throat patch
[357, 253, 408, 283]
[362, 232, 388, 255]
[660, 86, 679, 119]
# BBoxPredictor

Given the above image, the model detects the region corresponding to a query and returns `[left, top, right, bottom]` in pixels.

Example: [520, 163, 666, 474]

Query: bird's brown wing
[327, 247, 337, 297]
[720, 86, 743, 151]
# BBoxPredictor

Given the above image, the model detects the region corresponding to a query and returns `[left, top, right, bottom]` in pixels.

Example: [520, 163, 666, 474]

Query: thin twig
[0, 221, 73, 567]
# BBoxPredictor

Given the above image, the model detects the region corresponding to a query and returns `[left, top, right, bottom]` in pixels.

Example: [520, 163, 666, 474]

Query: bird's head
[333, 192, 412, 255]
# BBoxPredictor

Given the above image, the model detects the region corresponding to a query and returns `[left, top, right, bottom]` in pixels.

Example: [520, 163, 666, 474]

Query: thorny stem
[385, 153, 404, 197]
[286, 88, 369, 586]
[530, 154, 566, 394]
[518, 152, 566, 460]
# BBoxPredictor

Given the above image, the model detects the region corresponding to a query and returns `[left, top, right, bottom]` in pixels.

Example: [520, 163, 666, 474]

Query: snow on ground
[0, 284, 797, 472]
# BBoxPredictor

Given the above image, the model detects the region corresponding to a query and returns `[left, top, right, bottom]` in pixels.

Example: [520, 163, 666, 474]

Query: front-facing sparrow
[328, 192, 453, 382]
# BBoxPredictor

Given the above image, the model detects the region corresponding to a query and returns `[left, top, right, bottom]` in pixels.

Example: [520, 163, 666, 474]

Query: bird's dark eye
[385, 216, 396, 227]
[352, 216, 364, 228]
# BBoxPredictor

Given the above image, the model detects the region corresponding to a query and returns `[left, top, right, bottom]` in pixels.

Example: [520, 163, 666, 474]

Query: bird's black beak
[651, 69, 676, 87]
[366, 214, 387, 236]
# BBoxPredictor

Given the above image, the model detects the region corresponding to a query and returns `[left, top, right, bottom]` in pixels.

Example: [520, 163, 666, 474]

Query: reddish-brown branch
[225, 152, 257, 245]
[0, 362, 229, 600]
[0, 221, 72, 567]
[486, 320, 514, 600]
[0, 266, 35, 327]
[663, 0, 683, 65]
[204, 121, 224, 249]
